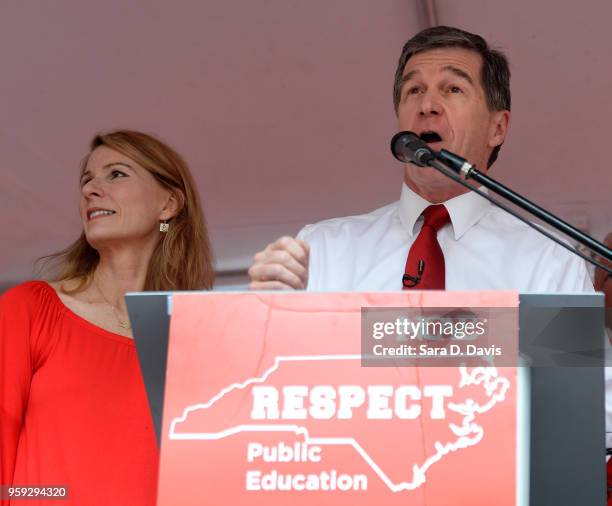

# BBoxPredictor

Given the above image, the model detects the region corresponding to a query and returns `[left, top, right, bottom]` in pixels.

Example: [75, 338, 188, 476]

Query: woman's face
[79, 146, 175, 250]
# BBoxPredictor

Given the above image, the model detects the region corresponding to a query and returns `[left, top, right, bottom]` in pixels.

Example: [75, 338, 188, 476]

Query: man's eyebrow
[442, 65, 474, 85]
[400, 66, 475, 87]
[400, 70, 420, 87]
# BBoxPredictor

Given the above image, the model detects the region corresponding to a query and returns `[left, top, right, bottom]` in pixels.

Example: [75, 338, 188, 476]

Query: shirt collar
[398, 183, 491, 240]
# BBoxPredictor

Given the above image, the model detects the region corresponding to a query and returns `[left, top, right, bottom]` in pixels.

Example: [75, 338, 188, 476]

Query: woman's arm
[0, 285, 35, 490]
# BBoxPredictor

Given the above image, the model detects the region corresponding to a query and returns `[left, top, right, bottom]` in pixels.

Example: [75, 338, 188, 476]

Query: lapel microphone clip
[402, 259, 425, 288]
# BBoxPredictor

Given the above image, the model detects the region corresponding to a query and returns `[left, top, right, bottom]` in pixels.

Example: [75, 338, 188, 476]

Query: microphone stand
[390, 131, 612, 272]
[428, 153, 612, 273]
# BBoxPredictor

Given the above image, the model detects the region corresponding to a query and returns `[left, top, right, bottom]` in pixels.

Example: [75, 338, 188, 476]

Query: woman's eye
[110, 170, 127, 179]
[407, 86, 421, 95]
[80, 177, 91, 187]
[448, 85, 463, 94]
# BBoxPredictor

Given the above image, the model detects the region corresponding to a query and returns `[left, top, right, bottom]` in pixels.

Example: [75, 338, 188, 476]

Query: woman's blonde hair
[41, 130, 214, 290]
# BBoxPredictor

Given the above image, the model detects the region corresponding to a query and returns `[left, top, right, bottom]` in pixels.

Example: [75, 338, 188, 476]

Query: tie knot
[422, 205, 450, 232]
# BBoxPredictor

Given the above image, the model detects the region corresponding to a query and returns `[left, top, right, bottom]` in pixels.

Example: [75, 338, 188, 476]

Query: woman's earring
[160, 220, 169, 233]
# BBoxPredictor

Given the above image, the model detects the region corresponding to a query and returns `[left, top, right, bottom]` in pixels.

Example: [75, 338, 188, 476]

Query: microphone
[390, 131, 437, 167]
[390, 132, 474, 180]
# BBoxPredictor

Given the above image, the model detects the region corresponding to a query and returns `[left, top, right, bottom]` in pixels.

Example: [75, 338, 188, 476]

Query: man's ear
[489, 109, 510, 149]
[159, 189, 185, 221]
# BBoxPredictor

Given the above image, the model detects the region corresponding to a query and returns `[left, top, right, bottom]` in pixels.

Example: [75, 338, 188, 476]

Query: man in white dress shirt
[248, 26, 592, 293]
[248, 25, 604, 496]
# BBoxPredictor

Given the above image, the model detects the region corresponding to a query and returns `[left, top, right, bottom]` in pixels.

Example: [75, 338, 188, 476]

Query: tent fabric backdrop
[1, 0, 610, 291]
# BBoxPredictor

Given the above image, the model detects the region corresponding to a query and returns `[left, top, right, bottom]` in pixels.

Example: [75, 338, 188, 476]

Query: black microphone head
[390, 131, 436, 167]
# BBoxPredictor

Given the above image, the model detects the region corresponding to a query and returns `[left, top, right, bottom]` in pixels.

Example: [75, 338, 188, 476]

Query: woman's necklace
[92, 279, 131, 330]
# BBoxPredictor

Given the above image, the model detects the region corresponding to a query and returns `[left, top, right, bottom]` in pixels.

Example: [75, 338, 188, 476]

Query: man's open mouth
[419, 131, 443, 144]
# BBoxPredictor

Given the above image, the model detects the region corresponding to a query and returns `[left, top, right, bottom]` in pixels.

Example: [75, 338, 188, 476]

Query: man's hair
[393, 26, 511, 167]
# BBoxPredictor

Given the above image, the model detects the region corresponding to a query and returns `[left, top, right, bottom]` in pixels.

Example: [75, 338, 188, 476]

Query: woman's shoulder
[1, 282, 79, 375]
[1, 281, 64, 341]
[1, 280, 66, 325]
[1, 280, 57, 306]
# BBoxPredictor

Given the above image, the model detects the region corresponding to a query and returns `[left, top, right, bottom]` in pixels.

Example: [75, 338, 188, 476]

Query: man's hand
[248, 236, 310, 290]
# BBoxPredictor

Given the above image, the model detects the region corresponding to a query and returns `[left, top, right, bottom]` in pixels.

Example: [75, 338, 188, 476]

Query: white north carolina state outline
[169, 355, 510, 492]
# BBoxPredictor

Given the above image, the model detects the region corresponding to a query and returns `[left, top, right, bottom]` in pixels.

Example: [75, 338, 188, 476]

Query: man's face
[397, 47, 509, 203]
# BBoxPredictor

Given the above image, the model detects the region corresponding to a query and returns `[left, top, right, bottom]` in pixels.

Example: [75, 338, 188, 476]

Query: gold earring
[160, 221, 169, 233]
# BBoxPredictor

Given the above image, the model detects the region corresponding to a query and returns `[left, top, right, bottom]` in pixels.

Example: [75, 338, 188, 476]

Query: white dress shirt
[298, 183, 609, 445]
[298, 183, 593, 293]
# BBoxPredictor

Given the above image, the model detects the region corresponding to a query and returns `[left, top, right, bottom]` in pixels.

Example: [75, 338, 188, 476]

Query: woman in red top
[0, 130, 214, 505]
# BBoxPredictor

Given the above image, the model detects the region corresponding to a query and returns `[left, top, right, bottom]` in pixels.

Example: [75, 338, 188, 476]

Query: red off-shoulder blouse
[0, 281, 158, 505]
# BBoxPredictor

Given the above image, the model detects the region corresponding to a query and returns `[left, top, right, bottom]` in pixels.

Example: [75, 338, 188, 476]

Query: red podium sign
[157, 292, 518, 505]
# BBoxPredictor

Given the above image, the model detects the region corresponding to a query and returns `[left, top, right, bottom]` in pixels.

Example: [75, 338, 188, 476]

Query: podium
[126, 291, 605, 505]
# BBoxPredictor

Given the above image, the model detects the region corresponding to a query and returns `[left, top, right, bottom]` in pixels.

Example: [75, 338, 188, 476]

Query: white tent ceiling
[2, 0, 610, 289]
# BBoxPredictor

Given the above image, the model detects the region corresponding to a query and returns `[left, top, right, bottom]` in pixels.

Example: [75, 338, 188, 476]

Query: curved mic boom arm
[391, 131, 612, 273]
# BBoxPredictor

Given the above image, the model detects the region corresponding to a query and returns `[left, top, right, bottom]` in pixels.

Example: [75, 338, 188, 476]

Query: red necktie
[402, 204, 451, 290]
